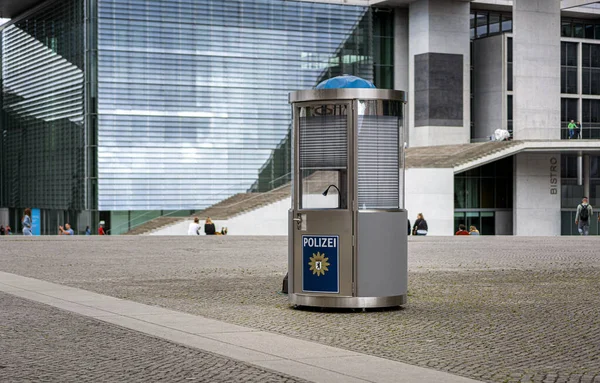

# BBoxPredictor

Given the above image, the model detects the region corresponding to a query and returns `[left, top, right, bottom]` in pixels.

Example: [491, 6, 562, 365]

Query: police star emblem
[308, 252, 330, 277]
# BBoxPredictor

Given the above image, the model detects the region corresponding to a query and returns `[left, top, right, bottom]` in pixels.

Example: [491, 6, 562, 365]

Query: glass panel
[586, 24, 595, 39]
[574, 23, 584, 38]
[476, 12, 488, 37]
[489, 13, 500, 34]
[502, 15, 512, 32]
[480, 212, 495, 235]
[0, 0, 85, 211]
[465, 178, 480, 208]
[94, 0, 374, 210]
[299, 104, 348, 210]
[561, 98, 578, 139]
[595, 25, 600, 39]
[562, 21, 572, 37]
[454, 178, 466, 209]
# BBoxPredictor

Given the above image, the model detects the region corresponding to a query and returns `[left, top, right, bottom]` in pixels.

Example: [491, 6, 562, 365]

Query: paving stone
[0, 236, 599, 383]
[0, 292, 307, 383]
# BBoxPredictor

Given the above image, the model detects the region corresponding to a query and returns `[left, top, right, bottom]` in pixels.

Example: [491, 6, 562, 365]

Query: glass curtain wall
[0, 0, 86, 234]
[561, 154, 600, 235]
[454, 156, 513, 235]
[96, 0, 375, 211]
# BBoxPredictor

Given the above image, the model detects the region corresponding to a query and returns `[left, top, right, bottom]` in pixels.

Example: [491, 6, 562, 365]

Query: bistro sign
[550, 156, 558, 195]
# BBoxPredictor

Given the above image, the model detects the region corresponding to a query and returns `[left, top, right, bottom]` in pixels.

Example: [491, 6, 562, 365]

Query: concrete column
[584, 154, 590, 198]
[473, 34, 505, 139]
[513, 153, 561, 236]
[394, 8, 409, 92]
[408, 0, 470, 147]
[512, 0, 561, 140]
[405, 168, 454, 235]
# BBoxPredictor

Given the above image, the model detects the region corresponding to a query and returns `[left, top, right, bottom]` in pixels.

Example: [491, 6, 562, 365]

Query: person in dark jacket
[412, 213, 428, 235]
[407, 219, 411, 235]
[204, 217, 216, 235]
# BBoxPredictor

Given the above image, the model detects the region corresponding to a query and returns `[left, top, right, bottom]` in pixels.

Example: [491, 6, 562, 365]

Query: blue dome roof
[315, 75, 376, 90]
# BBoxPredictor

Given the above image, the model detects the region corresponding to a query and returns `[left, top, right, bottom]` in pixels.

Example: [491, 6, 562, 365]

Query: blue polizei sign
[31, 208, 41, 236]
[302, 235, 339, 293]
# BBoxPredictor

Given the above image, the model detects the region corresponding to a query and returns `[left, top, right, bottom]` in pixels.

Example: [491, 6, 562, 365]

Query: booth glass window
[357, 100, 403, 210]
[298, 104, 349, 210]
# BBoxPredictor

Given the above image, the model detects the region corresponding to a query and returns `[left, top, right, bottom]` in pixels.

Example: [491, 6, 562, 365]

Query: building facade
[2, 0, 600, 235]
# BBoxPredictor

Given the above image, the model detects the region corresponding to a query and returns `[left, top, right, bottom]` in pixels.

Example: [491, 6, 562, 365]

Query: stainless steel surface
[289, 91, 408, 308]
[292, 209, 353, 296]
[289, 89, 407, 103]
[289, 293, 406, 308]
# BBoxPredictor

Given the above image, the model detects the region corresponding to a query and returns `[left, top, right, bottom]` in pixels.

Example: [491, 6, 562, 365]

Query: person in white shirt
[188, 217, 202, 235]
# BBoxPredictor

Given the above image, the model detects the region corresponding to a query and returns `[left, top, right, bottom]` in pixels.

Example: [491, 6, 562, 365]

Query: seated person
[469, 225, 480, 235]
[204, 217, 216, 235]
[455, 224, 470, 236]
[59, 223, 74, 235]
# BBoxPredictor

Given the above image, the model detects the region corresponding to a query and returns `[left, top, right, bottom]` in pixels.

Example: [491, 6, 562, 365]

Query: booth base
[289, 293, 406, 309]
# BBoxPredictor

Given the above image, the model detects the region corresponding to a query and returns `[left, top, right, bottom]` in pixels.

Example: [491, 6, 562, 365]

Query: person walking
[455, 224, 470, 235]
[188, 217, 202, 235]
[412, 213, 428, 236]
[22, 208, 33, 236]
[576, 121, 582, 139]
[568, 120, 577, 139]
[575, 197, 593, 236]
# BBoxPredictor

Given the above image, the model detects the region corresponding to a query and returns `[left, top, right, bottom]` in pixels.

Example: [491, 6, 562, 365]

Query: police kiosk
[288, 76, 408, 309]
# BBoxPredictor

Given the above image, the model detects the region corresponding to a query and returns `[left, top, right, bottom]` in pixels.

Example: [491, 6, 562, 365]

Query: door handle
[292, 218, 302, 222]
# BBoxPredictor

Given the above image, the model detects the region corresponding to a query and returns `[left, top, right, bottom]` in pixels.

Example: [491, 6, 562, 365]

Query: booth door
[292, 102, 354, 297]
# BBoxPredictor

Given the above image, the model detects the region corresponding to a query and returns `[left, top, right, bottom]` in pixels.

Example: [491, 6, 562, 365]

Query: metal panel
[290, 88, 406, 103]
[356, 210, 407, 298]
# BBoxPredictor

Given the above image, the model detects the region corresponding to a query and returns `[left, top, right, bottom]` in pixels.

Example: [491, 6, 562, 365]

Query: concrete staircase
[124, 186, 291, 235]
[124, 217, 190, 235]
[200, 187, 290, 220]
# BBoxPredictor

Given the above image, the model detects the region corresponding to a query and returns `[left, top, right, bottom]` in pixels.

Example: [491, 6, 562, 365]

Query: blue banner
[31, 208, 41, 236]
[302, 235, 339, 293]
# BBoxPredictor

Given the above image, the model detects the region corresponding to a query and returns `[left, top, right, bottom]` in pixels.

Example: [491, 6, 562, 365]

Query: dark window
[507, 37, 513, 92]
[476, 12, 488, 37]
[501, 14, 512, 32]
[561, 42, 578, 94]
[596, 24, 600, 39]
[582, 99, 600, 138]
[574, 23, 584, 38]
[489, 13, 500, 34]
[586, 24, 595, 39]
[582, 44, 600, 96]
[562, 21, 572, 37]
[561, 98, 578, 139]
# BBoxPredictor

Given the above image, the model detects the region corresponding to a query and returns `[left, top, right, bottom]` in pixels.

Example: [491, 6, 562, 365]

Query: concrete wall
[405, 168, 455, 235]
[513, 0, 561, 140]
[473, 34, 505, 140]
[394, 8, 409, 92]
[513, 153, 561, 236]
[408, 0, 470, 147]
[0, 208, 8, 229]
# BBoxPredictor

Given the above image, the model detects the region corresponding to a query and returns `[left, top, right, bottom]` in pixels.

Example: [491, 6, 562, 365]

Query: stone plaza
[0, 236, 599, 383]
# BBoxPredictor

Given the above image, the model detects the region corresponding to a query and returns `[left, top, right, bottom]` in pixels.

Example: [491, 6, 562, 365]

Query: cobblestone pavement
[1, 236, 600, 383]
[0, 291, 306, 383]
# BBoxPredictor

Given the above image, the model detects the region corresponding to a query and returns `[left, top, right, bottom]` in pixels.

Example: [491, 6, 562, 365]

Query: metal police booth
[288, 77, 408, 308]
